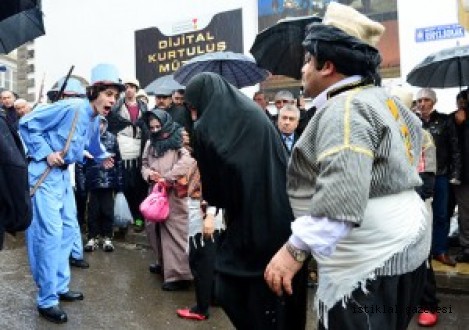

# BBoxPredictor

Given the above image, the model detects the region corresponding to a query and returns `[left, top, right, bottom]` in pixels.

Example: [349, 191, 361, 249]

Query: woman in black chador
[0, 109, 32, 248]
[185, 72, 307, 329]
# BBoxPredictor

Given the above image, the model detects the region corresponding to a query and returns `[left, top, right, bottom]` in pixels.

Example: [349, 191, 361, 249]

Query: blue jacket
[20, 99, 109, 184]
[76, 119, 124, 193]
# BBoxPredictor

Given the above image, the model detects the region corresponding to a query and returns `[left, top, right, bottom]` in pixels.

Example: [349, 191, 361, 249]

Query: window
[4, 70, 11, 90]
[11, 70, 17, 92]
[27, 78, 35, 88]
[0, 71, 5, 88]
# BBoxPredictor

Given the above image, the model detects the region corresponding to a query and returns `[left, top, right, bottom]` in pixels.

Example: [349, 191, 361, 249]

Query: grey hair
[416, 88, 437, 103]
[274, 90, 294, 101]
[278, 104, 300, 120]
[13, 98, 28, 107]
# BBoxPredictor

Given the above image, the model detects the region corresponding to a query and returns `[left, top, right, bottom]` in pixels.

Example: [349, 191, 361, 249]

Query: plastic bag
[114, 192, 133, 228]
[140, 182, 170, 223]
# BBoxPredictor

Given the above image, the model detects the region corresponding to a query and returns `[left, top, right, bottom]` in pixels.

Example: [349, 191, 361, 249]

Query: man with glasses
[274, 90, 296, 135]
[274, 90, 313, 137]
[274, 90, 295, 112]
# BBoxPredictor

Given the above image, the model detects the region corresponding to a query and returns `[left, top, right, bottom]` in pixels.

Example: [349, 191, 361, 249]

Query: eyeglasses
[275, 99, 292, 105]
[417, 98, 432, 103]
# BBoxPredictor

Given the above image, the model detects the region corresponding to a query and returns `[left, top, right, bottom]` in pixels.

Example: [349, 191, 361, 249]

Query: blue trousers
[26, 168, 79, 308]
[431, 175, 450, 255]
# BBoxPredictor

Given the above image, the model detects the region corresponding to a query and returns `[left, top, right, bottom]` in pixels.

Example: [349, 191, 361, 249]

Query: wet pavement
[1, 233, 233, 330]
[1, 232, 469, 330]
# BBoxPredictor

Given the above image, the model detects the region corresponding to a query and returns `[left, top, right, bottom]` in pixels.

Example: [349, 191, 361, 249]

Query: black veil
[185, 72, 293, 276]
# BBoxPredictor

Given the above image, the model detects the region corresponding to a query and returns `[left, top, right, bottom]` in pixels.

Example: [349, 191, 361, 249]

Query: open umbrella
[250, 15, 322, 80]
[173, 51, 269, 89]
[406, 44, 469, 88]
[144, 74, 184, 95]
[0, 0, 45, 54]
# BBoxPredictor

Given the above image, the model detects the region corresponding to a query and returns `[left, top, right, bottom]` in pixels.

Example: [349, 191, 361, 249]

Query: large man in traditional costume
[265, 3, 430, 329]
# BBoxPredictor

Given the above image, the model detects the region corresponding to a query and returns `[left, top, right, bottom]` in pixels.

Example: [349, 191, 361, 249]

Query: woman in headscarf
[141, 109, 194, 291]
[185, 72, 307, 329]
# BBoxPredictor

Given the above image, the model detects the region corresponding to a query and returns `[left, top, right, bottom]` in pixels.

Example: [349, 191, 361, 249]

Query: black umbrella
[174, 51, 269, 89]
[250, 15, 322, 80]
[407, 44, 469, 88]
[144, 74, 184, 95]
[0, 0, 45, 54]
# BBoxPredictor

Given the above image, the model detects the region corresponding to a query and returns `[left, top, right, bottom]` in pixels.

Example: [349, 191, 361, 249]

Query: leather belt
[57, 164, 69, 171]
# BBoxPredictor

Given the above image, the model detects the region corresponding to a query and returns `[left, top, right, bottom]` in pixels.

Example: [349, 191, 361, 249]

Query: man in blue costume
[20, 64, 124, 324]
[47, 76, 90, 270]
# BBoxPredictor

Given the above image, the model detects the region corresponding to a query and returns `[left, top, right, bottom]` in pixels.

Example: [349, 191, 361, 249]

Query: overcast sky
[34, 0, 469, 111]
[34, 0, 257, 93]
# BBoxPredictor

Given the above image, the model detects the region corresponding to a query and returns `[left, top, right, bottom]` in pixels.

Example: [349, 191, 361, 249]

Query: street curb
[435, 271, 469, 294]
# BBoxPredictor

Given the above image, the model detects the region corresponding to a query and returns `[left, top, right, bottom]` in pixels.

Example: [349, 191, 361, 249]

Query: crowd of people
[1, 2, 469, 329]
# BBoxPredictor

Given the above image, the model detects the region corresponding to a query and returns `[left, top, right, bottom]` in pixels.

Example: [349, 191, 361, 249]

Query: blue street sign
[0, 65, 6, 72]
[415, 24, 465, 42]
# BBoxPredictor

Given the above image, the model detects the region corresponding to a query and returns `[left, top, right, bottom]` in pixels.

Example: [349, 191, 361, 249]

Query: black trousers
[318, 262, 427, 330]
[188, 232, 219, 314]
[419, 256, 439, 311]
[74, 189, 87, 229]
[215, 265, 308, 330]
[87, 189, 114, 239]
[123, 159, 148, 221]
[415, 190, 439, 312]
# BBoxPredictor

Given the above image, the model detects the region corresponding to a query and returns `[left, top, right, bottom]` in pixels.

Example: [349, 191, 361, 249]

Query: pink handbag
[139, 182, 170, 223]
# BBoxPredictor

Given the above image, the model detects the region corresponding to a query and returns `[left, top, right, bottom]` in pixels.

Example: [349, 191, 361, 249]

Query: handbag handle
[153, 181, 167, 195]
